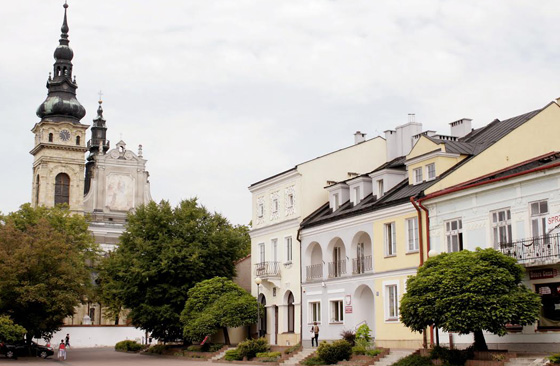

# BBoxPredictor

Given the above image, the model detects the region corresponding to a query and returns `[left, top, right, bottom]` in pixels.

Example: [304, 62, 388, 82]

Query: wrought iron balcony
[255, 261, 281, 278]
[328, 259, 347, 278]
[499, 233, 560, 266]
[306, 263, 323, 281]
[352, 255, 373, 274]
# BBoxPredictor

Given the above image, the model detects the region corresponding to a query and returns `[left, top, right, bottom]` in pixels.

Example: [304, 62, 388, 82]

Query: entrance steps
[505, 357, 548, 366]
[210, 346, 232, 361]
[373, 349, 416, 366]
[280, 347, 316, 366]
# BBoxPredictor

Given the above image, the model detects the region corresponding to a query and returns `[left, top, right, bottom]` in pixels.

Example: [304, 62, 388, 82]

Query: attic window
[426, 163, 436, 180]
[377, 180, 384, 197]
[354, 186, 361, 205]
[413, 168, 423, 184]
[333, 193, 340, 211]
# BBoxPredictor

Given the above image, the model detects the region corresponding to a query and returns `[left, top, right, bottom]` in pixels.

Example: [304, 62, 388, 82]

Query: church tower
[30, 2, 89, 213]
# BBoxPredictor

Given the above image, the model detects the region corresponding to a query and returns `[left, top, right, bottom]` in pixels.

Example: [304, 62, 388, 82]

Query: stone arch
[305, 242, 323, 281]
[350, 231, 373, 274]
[284, 290, 295, 333]
[326, 237, 347, 278]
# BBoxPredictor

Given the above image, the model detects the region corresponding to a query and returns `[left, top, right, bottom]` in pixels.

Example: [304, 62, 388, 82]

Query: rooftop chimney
[449, 118, 472, 138]
[354, 131, 367, 144]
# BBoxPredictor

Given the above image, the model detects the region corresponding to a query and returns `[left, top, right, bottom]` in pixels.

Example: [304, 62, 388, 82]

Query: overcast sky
[1, 1, 559, 225]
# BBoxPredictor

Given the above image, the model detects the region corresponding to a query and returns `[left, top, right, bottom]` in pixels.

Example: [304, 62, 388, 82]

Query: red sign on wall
[529, 268, 558, 280]
[345, 306, 353, 314]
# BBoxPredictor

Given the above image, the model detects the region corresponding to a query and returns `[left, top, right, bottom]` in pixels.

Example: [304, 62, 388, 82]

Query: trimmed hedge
[115, 340, 144, 352]
[317, 340, 352, 365]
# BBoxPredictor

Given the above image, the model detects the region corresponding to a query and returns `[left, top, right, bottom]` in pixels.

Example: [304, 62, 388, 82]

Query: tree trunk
[223, 327, 231, 345]
[473, 330, 488, 351]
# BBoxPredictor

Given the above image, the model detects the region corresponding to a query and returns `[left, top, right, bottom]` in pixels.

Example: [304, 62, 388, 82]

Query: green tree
[0, 315, 26, 342]
[400, 248, 541, 351]
[181, 277, 258, 345]
[0, 204, 98, 342]
[99, 199, 250, 341]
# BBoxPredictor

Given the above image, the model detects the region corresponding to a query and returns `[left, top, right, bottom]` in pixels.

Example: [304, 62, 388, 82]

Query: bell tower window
[76, 136, 80, 145]
[54, 173, 70, 206]
[48, 133, 53, 142]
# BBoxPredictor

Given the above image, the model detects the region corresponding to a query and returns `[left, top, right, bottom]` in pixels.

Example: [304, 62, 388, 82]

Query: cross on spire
[98, 90, 104, 102]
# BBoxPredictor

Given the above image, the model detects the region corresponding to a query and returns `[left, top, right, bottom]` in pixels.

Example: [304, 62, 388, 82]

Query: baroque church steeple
[36, 1, 86, 123]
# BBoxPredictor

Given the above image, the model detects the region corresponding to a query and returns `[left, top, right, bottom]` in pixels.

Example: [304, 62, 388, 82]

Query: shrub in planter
[208, 343, 225, 353]
[145, 344, 168, 354]
[285, 343, 301, 355]
[115, 340, 144, 352]
[340, 329, 356, 346]
[429, 346, 472, 366]
[393, 354, 433, 366]
[549, 354, 560, 364]
[224, 349, 243, 361]
[317, 340, 352, 365]
[352, 344, 367, 355]
[302, 356, 326, 365]
[187, 345, 202, 352]
[366, 349, 381, 357]
[237, 337, 270, 359]
[256, 352, 282, 358]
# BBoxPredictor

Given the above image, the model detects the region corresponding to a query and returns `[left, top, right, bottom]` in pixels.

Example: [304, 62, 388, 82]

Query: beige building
[31, 3, 152, 326]
[249, 132, 386, 345]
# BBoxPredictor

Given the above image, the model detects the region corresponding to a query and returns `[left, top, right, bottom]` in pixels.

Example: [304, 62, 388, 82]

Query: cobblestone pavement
[0, 347, 226, 366]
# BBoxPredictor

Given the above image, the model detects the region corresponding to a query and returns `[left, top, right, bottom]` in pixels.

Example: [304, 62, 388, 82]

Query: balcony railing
[255, 261, 281, 277]
[306, 263, 323, 281]
[352, 255, 373, 274]
[328, 260, 347, 278]
[500, 233, 560, 266]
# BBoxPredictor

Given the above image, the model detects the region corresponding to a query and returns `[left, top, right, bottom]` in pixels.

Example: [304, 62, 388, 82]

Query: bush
[340, 329, 356, 346]
[366, 349, 382, 357]
[317, 340, 352, 365]
[237, 337, 270, 359]
[393, 355, 433, 366]
[224, 349, 243, 361]
[429, 345, 472, 366]
[549, 354, 560, 364]
[285, 343, 301, 355]
[115, 340, 144, 352]
[186, 343, 223, 353]
[352, 345, 367, 355]
[208, 343, 225, 353]
[187, 345, 202, 352]
[302, 356, 326, 365]
[145, 344, 168, 354]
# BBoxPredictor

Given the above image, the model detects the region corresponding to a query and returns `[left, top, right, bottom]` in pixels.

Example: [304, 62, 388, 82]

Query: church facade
[30, 3, 152, 325]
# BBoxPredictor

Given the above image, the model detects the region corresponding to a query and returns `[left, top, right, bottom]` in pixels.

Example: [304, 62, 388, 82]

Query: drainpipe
[297, 226, 303, 346]
[417, 200, 431, 259]
[409, 196, 428, 349]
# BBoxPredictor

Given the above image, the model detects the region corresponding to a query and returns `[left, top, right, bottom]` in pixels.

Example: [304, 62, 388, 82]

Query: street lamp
[255, 277, 262, 338]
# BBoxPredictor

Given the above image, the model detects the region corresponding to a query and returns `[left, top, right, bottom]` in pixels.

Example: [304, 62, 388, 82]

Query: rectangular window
[531, 200, 548, 238]
[406, 217, 419, 252]
[272, 198, 278, 213]
[309, 302, 321, 323]
[386, 285, 399, 320]
[285, 236, 293, 263]
[426, 163, 436, 180]
[330, 300, 344, 323]
[445, 219, 463, 252]
[287, 193, 294, 208]
[377, 180, 384, 197]
[257, 203, 264, 218]
[492, 209, 512, 247]
[385, 222, 396, 256]
[271, 239, 278, 262]
[413, 167, 423, 184]
[259, 243, 265, 263]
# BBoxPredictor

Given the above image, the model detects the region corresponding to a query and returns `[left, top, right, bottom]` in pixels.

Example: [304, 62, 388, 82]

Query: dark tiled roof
[300, 107, 545, 230]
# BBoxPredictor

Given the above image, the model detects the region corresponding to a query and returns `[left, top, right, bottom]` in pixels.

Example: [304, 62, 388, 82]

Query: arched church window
[48, 133, 53, 142]
[76, 136, 80, 145]
[54, 173, 70, 206]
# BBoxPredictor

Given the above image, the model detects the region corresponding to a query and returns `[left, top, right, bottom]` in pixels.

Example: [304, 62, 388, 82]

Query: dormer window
[413, 167, 423, 184]
[426, 163, 436, 180]
[353, 186, 361, 205]
[333, 193, 340, 211]
[377, 180, 384, 197]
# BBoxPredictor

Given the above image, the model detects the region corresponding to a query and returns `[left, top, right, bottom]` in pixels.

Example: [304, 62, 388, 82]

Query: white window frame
[377, 179, 384, 197]
[426, 163, 436, 181]
[333, 193, 340, 211]
[258, 242, 265, 263]
[285, 236, 293, 263]
[272, 198, 279, 213]
[354, 186, 361, 204]
[287, 193, 294, 208]
[413, 167, 423, 184]
[257, 203, 264, 218]
[384, 222, 397, 256]
[491, 208, 512, 247]
[383, 280, 400, 322]
[530, 200, 548, 238]
[445, 218, 463, 253]
[271, 238, 278, 263]
[308, 301, 321, 324]
[330, 299, 344, 324]
[406, 217, 419, 252]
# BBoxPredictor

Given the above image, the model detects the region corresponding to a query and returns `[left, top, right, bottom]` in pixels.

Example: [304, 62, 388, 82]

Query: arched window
[35, 175, 40, 205]
[76, 136, 80, 145]
[48, 133, 53, 142]
[54, 173, 70, 205]
[258, 294, 267, 337]
[287, 292, 295, 333]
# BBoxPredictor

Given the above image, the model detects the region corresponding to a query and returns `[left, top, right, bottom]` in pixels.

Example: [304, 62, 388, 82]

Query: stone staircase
[209, 346, 232, 361]
[280, 347, 316, 366]
[373, 349, 416, 366]
[505, 357, 548, 366]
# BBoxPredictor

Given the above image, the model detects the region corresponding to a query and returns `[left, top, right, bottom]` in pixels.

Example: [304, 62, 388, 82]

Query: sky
[1, 1, 559, 226]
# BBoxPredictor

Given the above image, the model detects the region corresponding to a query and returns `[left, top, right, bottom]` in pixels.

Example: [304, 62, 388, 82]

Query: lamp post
[255, 277, 262, 338]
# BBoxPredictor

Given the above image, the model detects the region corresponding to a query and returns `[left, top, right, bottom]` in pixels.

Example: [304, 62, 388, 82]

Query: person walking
[65, 334, 70, 348]
[311, 321, 319, 347]
[58, 339, 66, 360]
